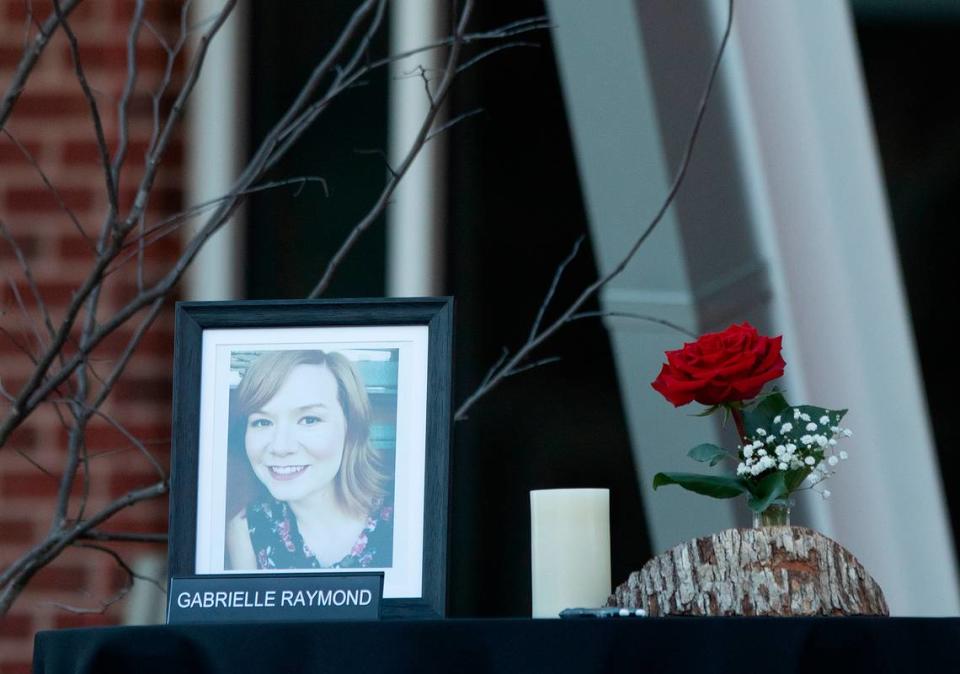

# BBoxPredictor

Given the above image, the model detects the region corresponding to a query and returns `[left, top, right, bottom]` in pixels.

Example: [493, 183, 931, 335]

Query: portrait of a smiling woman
[223, 349, 397, 571]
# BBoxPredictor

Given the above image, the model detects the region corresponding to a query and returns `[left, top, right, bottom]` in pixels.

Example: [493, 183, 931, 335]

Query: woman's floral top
[246, 496, 394, 569]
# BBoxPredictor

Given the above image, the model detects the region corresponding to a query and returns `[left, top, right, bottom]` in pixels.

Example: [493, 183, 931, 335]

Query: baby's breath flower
[781, 423, 793, 433]
[839, 451, 848, 460]
[819, 415, 830, 425]
[805, 422, 817, 431]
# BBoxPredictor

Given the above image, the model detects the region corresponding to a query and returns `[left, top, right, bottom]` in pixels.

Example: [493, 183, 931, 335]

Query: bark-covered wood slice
[608, 526, 888, 616]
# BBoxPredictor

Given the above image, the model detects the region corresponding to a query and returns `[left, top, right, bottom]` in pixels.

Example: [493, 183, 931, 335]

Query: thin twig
[53, 0, 119, 219]
[88, 408, 166, 480]
[1, 131, 93, 247]
[568, 311, 696, 338]
[80, 530, 168, 544]
[105, 177, 329, 276]
[47, 543, 164, 614]
[505, 356, 562, 378]
[0, 219, 58, 341]
[15, 448, 56, 478]
[426, 108, 484, 143]
[111, 0, 146, 183]
[0, 324, 36, 364]
[528, 235, 584, 341]
[354, 148, 398, 178]
[457, 41, 539, 74]
[479, 347, 510, 390]
[3, 274, 44, 360]
[0, 0, 83, 131]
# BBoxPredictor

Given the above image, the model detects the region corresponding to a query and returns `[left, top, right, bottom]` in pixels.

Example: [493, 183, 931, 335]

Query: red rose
[651, 323, 785, 406]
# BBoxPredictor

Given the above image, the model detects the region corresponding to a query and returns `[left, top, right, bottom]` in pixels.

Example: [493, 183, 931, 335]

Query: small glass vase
[752, 502, 791, 528]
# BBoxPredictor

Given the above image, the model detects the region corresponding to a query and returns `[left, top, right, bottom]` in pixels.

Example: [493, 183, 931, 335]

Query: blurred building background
[1, 0, 959, 670]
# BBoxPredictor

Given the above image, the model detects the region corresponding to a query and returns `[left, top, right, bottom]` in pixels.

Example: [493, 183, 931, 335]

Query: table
[34, 617, 960, 673]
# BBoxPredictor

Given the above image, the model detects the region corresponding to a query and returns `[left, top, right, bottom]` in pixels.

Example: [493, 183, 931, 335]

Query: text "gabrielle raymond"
[177, 588, 374, 609]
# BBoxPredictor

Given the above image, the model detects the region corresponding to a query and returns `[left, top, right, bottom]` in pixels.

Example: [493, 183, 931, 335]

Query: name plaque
[167, 572, 383, 624]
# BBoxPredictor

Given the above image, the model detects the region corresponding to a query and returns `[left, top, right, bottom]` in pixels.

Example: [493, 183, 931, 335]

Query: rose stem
[730, 406, 748, 445]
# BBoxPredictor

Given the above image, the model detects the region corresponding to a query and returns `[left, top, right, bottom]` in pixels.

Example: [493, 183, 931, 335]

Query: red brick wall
[0, 2, 186, 670]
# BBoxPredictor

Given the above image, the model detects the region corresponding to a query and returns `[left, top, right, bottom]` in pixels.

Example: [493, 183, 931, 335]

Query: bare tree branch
[0, 0, 557, 619]
[0, 480, 167, 614]
[111, 0, 147, 182]
[0, 0, 83, 131]
[123, 0, 238, 233]
[454, 0, 735, 422]
[46, 543, 164, 614]
[53, 0, 120, 219]
[0, 1, 237, 452]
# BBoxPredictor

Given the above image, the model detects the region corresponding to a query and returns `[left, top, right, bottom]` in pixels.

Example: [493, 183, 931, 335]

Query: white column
[387, 0, 445, 297]
[730, 0, 959, 615]
[183, 0, 247, 301]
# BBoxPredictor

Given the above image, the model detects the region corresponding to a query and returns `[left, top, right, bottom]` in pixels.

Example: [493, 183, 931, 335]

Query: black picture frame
[168, 297, 453, 619]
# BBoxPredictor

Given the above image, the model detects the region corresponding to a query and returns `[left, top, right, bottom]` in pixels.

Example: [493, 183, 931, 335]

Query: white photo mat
[193, 325, 429, 599]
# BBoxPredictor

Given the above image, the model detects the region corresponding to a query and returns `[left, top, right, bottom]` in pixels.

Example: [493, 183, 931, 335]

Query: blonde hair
[234, 350, 389, 516]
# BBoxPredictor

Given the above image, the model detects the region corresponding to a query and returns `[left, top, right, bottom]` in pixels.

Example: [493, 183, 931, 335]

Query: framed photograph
[168, 298, 453, 618]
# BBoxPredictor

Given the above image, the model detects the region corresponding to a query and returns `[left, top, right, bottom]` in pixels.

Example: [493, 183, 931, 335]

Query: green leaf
[784, 468, 809, 492]
[742, 392, 790, 436]
[746, 471, 788, 513]
[652, 472, 751, 499]
[687, 443, 730, 467]
[691, 404, 720, 418]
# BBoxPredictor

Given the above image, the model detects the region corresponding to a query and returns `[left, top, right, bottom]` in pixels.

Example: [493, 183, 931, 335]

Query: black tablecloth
[33, 617, 960, 674]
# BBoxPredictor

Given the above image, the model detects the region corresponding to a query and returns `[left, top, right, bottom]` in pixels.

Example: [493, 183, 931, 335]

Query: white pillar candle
[530, 488, 611, 618]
